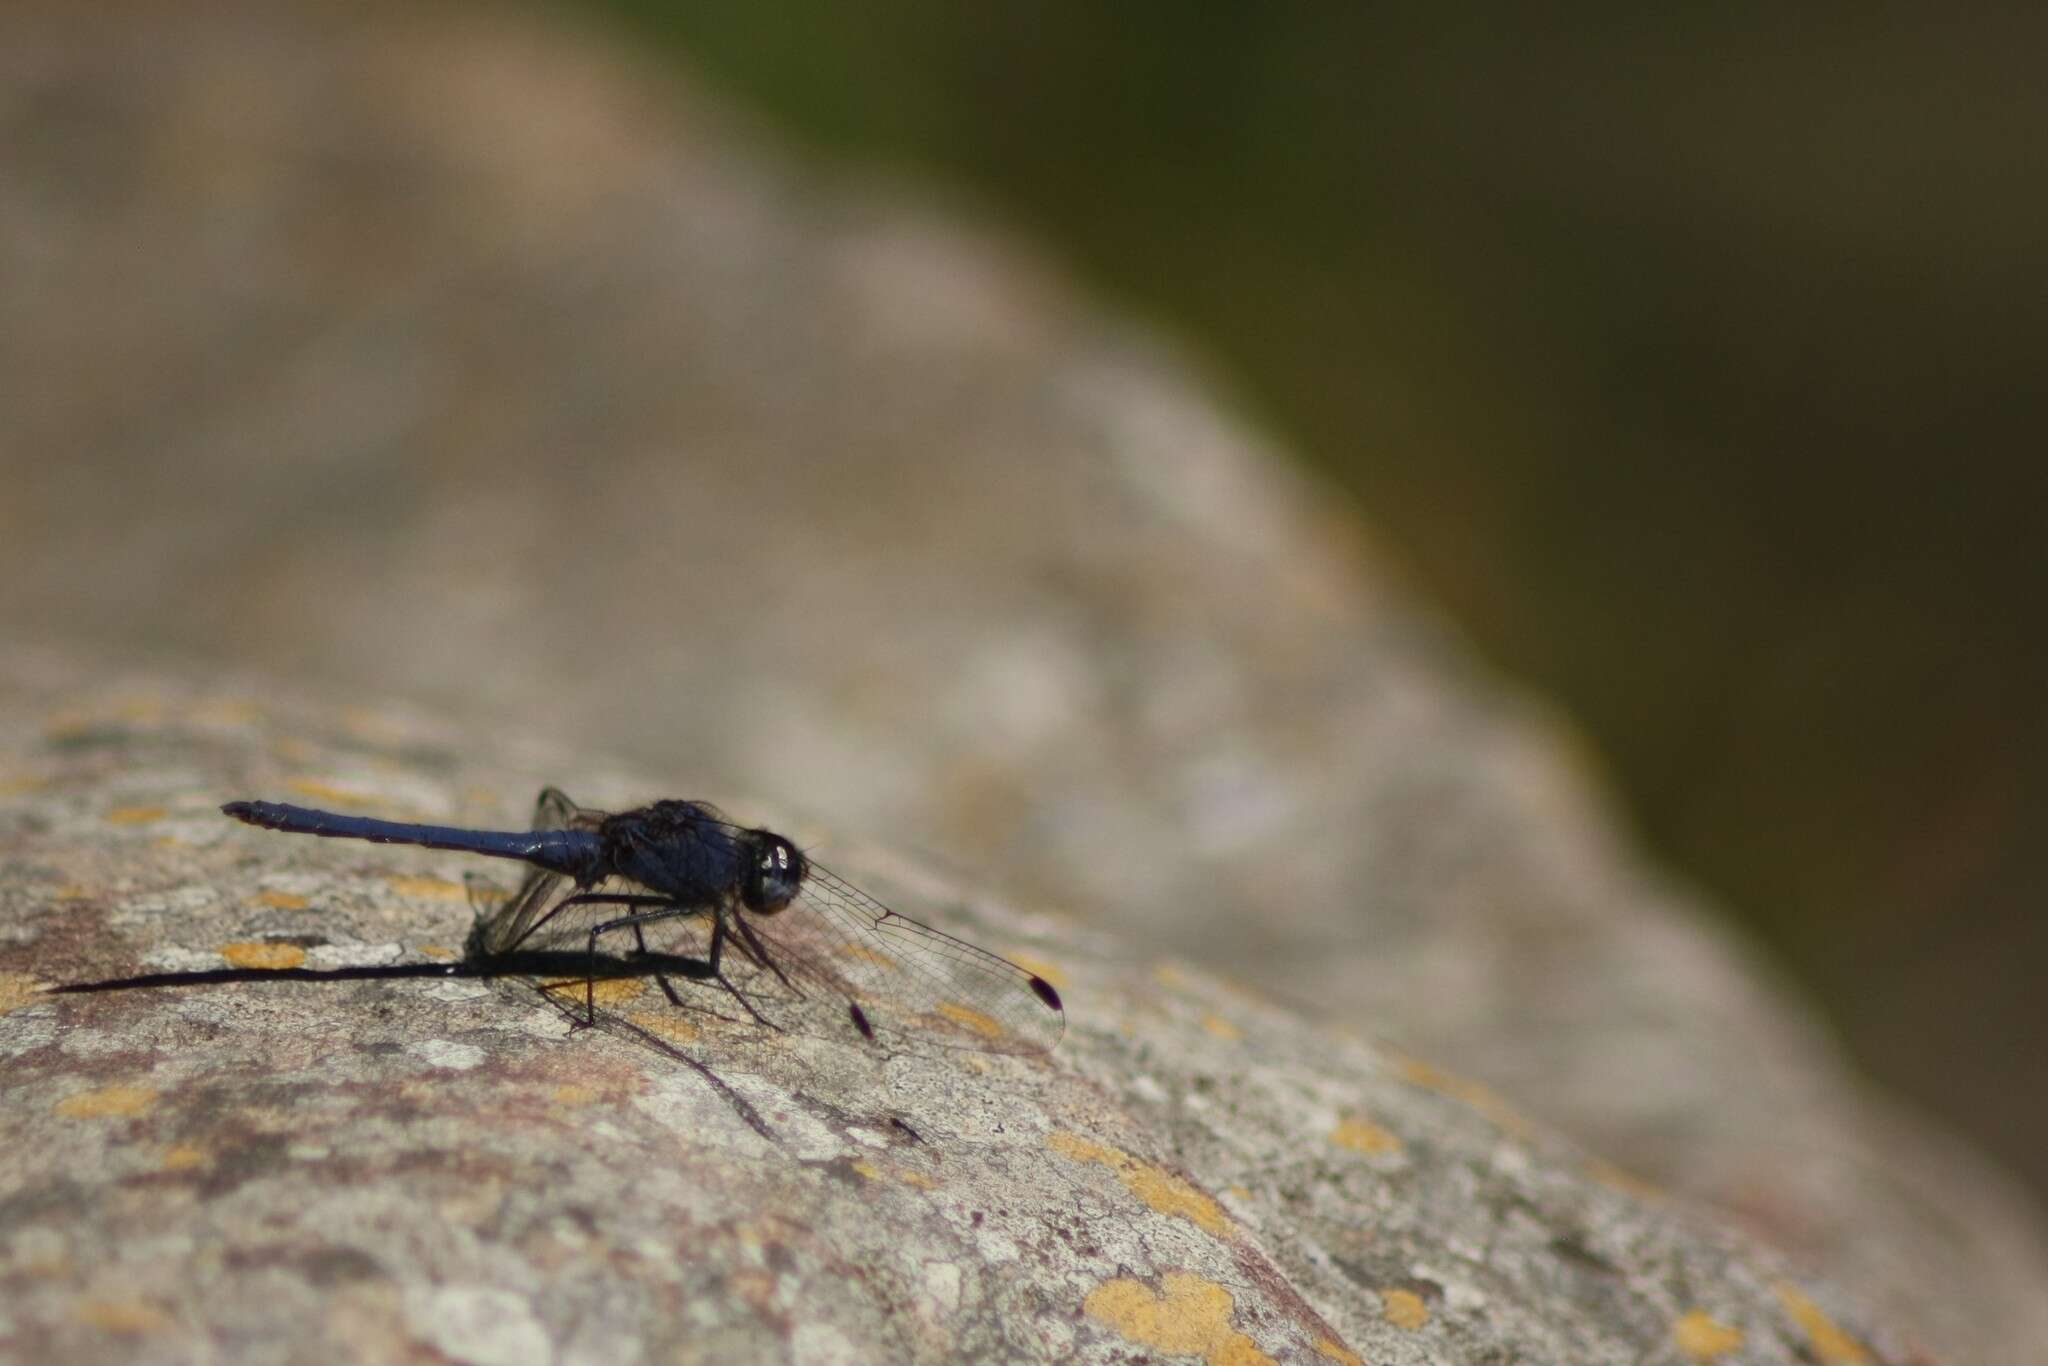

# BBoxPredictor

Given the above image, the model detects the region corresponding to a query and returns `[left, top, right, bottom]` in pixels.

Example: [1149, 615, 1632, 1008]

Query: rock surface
[1, 1, 2043, 1360]
[3, 654, 1908, 1364]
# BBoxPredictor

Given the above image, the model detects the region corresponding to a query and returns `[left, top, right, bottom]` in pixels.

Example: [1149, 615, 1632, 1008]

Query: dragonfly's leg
[581, 905, 694, 1029]
[703, 917, 776, 1029]
[731, 914, 800, 995]
[652, 973, 687, 1008]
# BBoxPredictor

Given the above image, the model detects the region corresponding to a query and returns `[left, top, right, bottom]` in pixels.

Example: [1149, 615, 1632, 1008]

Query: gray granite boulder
[1, 1, 2043, 1359]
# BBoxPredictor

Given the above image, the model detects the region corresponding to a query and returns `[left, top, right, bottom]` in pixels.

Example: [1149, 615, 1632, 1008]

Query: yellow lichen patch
[1226, 1184, 1252, 1201]
[550, 1085, 599, 1107]
[1774, 1284, 1869, 1364]
[220, 942, 307, 971]
[73, 1299, 175, 1335]
[284, 778, 383, 809]
[623, 1007, 698, 1046]
[1381, 1289, 1429, 1331]
[416, 943, 458, 960]
[0, 971, 46, 1014]
[0, 773, 47, 796]
[1201, 1013, 1242, 1041]
[160, 1144, 207, 1172]
[1330, 1117, 1402, 1156]
[56, 1085, 159, 1119]
[1153, 961, 1197, 991]
[1084, 1272, 1273, 1366]
[1672, 1309, 1744, 1359]
[1048, 1132, 1231, 1238]
[934, 1001, 1005, 1039]
[247, 890, 311, 911]
[542, 977, 648, 1010]
[1005, 952, 1069, 990]
[852, 1158, 936, 1190]
[1312, 1339, 1364, 1365]
[104, 806, 167, 825]
[1393, 1054, 1530, 1137]
[385, 874, 469, 902]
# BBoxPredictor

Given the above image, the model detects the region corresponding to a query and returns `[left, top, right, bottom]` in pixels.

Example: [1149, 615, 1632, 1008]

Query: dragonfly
[220, 788, 1065, 1055]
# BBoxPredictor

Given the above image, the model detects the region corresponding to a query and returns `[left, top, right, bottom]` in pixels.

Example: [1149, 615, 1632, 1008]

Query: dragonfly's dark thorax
[598, 800, 750, 905]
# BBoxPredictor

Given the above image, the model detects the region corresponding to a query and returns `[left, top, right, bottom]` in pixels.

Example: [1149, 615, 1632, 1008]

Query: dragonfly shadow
[51, 950, 780, 1143]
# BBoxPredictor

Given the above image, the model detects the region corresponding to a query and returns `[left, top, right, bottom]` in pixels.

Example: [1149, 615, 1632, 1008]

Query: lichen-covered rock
[1, 1, 2042, 1359]
[3, 656, 1907, 1363]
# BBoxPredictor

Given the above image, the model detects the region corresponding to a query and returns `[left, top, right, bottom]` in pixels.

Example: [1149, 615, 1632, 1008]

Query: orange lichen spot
[385, 874, 469, 902]
[189, 699, 260, 728]
[550, 1085, 599, 1107]
[55, 884, 94, 902]
[1201, 1013, 1242, 1041]
[74, 1299, 175, 1335]
[1381, 1289, 1429, 1331]
[1226, 1184, 1252, 1201]
[1672, 1309, 1744, 1359]
[1312, 1338, 1364, 1365]
[1586, 1157, 1664, 1202]
[248, 890, 310, 911]
[43, 709, 97, 740]
[542, 977, 647, 1010]
[1048, 1132, 1231, 1238]
[284, 778, 383, 808]
[0, 971, 45, 1014]
[1774, 1284, 1869, 1364]
[1393, 1054, 1530, 1137]
[220, 942, 307, 971]
[161, 1144, 207, 1172]
[934, 1002, 1004, 1039]
[1005, 952, 1069, 990]
[623, 1007, 698, 1046]
[1330, 1117, 1403, 1156]
[56, 1085, 159, 1119]
[1084, 1272, 1273, 1366]
[416, 943, 458, 960]
[104, 806, 167, 825]
[0, 773, 46, 796]
[1153, 961, 1197, 991]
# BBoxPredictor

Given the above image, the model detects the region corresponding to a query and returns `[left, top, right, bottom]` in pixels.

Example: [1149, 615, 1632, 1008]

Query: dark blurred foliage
[586, 1, 2048, 1188]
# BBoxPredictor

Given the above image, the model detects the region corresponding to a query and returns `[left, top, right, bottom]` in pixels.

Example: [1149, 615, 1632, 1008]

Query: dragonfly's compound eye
[742, 833, 806, 914]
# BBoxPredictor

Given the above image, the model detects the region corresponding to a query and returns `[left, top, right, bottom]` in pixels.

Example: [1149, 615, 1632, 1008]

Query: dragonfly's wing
[745, 865, 1065, 1055]
[471, 788, 611, 955]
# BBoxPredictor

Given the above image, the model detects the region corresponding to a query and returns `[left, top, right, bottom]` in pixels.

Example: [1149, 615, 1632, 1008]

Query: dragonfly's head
[741, 831, 808, 915]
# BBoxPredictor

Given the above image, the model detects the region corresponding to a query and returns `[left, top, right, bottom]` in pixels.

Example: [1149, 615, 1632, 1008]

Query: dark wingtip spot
[222, 801, 250, 819]
[849, 1001, 875, 1041]
[1028, 976, 1063, 1011]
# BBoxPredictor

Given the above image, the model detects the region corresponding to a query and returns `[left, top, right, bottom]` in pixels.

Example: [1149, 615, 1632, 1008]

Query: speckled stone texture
[1, 657, 1913, 1363]
[1, 1, 2044, 1360]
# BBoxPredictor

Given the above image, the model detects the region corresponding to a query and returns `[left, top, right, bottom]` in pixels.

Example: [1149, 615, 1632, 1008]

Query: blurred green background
[584, 2, 2048, 1190]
